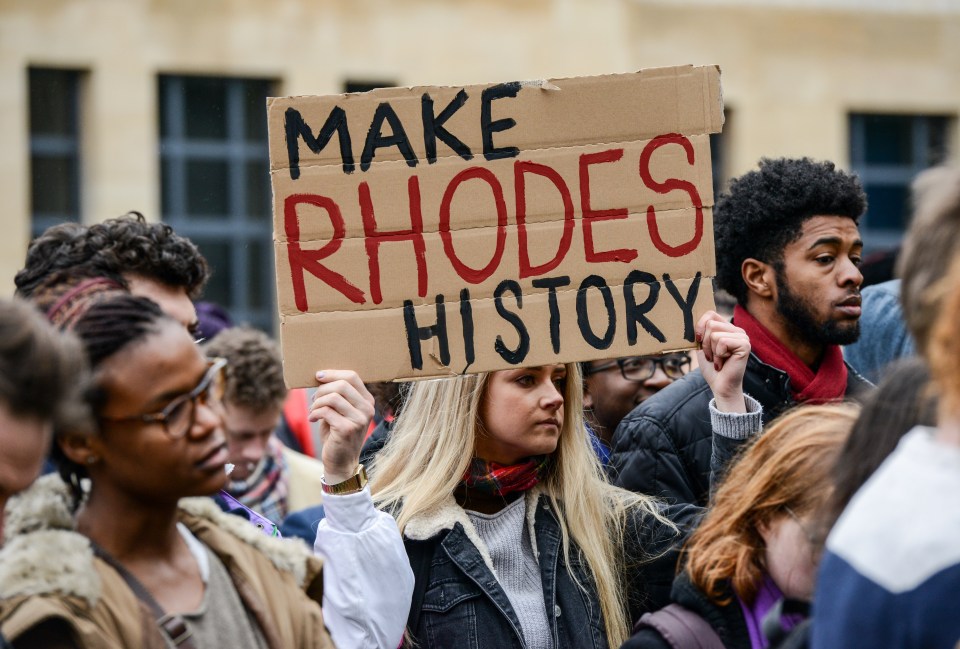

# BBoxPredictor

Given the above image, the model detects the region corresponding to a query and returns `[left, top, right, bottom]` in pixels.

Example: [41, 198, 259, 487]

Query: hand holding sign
[270, 65, 724, 385]
[696, 311, 750, 413]
[309, 369, 376, 484]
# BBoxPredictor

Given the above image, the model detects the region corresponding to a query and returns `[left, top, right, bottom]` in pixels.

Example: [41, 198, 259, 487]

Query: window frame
[158, 74, 276, 333]
[28, 67, 83, 236]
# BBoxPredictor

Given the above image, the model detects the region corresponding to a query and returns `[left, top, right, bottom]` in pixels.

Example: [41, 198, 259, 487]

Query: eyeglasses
[583, 353, 692, 382]
[100, 358, 227, 439]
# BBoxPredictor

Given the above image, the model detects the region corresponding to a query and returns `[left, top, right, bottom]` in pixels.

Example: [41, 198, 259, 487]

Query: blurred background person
[813, 168, 960, 649]
[581, 351, 693, 462]
[0, 298, 88, 542]
[16, 213, 208, 333]
[624, 403, 857, 649]
[203, 326, 325, 524]
[819, 356, 936, 538]
[841, 279, 914, 384]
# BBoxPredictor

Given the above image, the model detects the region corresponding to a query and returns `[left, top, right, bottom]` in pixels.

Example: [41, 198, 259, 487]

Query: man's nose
[643, 366, 672, 390]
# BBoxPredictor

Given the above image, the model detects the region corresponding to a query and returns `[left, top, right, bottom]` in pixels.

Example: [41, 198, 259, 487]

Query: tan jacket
[0, 475, 336, 649]
[281, 445, 325, 513]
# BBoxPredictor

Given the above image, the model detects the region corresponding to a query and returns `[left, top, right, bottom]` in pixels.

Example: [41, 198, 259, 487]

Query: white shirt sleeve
[314, 486, 413, 649]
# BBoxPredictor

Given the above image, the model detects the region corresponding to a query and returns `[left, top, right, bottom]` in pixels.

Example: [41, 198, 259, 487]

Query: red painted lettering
[639, 134, 703, 258]
[579, 149, 638, 264]
[515, 160, 574, 279]
[439, 167, 507, 284]
[359, 177, 428, 305]
[284, 193, 366, 311]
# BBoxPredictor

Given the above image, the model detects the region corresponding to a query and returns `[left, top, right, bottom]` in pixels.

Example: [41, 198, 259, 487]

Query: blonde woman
[624, 403, 858, 649]
[370, 312, 759, 648]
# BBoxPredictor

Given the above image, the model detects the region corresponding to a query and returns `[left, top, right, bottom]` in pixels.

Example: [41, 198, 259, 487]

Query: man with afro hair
[610, 157, 873, 506]
[15, 212, 208, 335]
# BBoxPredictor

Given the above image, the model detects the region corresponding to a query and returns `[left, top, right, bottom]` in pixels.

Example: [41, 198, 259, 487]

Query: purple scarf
[737, 576, 804, 649]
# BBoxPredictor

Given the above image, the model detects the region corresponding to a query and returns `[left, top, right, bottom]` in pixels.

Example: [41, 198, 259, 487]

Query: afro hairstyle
[714, 158, 866, 305]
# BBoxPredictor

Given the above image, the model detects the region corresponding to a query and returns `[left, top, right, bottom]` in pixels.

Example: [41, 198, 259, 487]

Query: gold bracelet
[321, 464, 368, 495]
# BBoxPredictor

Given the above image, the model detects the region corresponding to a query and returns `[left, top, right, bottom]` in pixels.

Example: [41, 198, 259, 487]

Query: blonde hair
[683, 403, 857, 605]
[898, 165, 960, 355]
[929, 256, 960, 415]
[371, 364, 672, 647]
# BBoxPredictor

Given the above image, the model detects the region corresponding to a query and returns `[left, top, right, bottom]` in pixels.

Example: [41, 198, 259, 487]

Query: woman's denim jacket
[402, 489, 697, 648]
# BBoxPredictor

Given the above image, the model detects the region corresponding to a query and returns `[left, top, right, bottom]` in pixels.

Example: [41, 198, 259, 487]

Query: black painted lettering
[532, 276, 571, 354]
[663, 272, 702, 342]
[422, 90, 473, 164]
[576, 275, 616, 350]
[623, 270, 665, 344]
[459, 288, 475, 368]
[361, 102, 418, 172]
[285, 106, 354, 179]
[402, 295, 450, 370]
[480, 82, 521, 161]
[493, 279, 530, 364]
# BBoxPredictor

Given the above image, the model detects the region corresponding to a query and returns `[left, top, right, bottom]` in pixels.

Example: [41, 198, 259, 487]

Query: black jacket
[610, 353, 872, 506]
[621, 573, 751, 649]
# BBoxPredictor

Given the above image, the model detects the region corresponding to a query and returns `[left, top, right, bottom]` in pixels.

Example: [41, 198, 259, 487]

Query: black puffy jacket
[609, 353, 872, 506]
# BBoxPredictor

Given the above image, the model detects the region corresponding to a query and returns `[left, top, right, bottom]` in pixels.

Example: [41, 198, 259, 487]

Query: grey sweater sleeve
[708, 394, 763, 494]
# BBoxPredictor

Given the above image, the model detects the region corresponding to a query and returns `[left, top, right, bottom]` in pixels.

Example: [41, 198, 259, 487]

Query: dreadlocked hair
[32, 276, 170, 505]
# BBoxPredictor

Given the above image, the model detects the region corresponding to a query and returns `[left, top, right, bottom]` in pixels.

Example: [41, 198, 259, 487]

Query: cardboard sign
[268, 65, 723, 386]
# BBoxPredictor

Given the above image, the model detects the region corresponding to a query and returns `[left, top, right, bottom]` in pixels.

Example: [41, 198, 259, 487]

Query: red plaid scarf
[733, 305, 848, 404]
[461, 455, 551, 496]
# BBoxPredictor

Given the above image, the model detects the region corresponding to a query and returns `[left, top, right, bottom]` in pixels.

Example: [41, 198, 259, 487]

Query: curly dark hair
[203, 326, 287, 412]
[15, 212, 209, 299]
[714, 158, 866, 305]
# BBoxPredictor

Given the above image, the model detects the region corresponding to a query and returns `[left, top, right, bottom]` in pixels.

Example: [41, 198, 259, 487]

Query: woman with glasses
[0, 277, 410, 649]
[622, 403, 857, 649]
[368, 311, 759, 648]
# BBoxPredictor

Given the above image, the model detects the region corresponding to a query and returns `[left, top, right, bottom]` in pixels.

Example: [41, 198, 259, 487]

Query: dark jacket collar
[670, 572, 752, 649]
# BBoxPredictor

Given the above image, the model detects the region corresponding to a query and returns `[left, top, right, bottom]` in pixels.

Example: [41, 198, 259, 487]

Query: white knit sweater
[467, 496, 553, 649]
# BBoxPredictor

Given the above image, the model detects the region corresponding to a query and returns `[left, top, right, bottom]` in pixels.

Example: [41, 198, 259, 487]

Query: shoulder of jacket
[178, 496, 316, 588]
[843, 362, 875, 395]
[618, 372, 712, 437]
[668, 574, 747, 647]
[403, 493, 500, 575]
[0, 476, 101, 606]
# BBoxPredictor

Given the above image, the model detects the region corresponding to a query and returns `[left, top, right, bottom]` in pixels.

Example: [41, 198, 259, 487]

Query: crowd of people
[0, 155, 958, 648]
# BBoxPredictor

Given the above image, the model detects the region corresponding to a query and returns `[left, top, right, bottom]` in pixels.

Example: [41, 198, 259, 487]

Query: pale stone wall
[2, 0, 958, 293]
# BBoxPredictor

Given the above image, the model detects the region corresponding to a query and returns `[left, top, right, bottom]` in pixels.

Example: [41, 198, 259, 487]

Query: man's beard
[776, 276, 860, 346]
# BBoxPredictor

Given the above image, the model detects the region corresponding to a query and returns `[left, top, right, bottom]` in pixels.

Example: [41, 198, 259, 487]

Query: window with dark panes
[29, 68, 82, 236]
[159, 75, 275, 332]
[850, 113, 952, 249]
[344, 79, 396, 94]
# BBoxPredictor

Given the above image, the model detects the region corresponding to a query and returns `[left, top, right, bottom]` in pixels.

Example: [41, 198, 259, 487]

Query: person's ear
[742, 258, 776, 300]
[58, 433, 103, 467]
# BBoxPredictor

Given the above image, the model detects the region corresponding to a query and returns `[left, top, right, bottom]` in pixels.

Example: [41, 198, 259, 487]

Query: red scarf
[733, 305, 848, 404]
[461, 456, 551, 497]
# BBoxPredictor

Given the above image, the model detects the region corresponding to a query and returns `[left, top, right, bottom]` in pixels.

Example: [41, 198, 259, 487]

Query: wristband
[321, 463, 368, 495]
